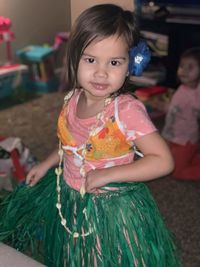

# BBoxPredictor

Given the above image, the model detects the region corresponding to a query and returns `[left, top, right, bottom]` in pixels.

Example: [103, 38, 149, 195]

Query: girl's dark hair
[64, 4, 139, 93]
[181, 47, 200, 67]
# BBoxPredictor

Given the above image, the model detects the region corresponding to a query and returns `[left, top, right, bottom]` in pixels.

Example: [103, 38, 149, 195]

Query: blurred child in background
[162, 47, 200, 180]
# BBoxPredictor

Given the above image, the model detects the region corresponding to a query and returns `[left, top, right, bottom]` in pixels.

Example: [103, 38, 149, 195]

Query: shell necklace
[55, 91, 112, 238]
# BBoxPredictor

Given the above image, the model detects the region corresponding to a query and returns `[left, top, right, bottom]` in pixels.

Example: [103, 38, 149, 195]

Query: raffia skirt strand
[0, 169, 181, 267]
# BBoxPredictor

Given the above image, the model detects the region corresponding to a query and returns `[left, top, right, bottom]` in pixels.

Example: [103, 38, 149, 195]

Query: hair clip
[128, 41, 151, 76]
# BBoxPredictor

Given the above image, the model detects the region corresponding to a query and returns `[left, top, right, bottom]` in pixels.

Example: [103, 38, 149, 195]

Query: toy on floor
[0, 17, 29, 99]
[16, 32, 70, 93]
[0, 136, 37, 191]
[0, 64, 29, 99]
[16, 45, 59, 93]
[134, 85, 174, 118]
[0, 16, 15, 65]
[53, 31, 70, 51]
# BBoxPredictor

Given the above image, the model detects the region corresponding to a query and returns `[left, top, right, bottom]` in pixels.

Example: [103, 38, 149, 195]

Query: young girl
[0, 4, 181, 267]
[162, 47, 200, 181]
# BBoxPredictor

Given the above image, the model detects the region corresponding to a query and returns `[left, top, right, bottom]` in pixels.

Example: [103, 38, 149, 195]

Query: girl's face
[77, 34, 129, 101]
[177, 56, 200, 88]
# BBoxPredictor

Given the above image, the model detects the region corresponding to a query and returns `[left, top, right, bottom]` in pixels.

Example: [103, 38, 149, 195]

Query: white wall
[71, 0, 134, 25]
[0, 0, 70, 64]
[0, 0, 135, 65]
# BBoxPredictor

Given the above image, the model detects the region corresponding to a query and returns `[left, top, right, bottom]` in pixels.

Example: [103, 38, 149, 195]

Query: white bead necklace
[55, 91, 112, 238]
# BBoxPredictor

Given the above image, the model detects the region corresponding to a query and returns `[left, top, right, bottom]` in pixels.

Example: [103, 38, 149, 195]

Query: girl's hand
[26, 149, 59, 186]
[85, 169, 108, 193]
[26, 162, 49, 186]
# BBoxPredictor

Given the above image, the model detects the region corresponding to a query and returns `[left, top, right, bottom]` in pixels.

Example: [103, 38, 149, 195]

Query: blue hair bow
[128, 41, 151, 76]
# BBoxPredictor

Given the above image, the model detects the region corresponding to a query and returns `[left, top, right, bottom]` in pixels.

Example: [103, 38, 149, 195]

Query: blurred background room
[0, 1, 200, 266]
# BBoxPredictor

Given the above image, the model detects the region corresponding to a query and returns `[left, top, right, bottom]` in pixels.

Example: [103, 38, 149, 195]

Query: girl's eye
[85, 58, 95, 63]
[110, 60, 120, 66]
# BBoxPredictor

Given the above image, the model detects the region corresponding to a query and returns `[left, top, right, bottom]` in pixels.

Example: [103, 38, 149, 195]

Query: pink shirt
[63, 91, 156, 190]
[162, 84, 200, 145]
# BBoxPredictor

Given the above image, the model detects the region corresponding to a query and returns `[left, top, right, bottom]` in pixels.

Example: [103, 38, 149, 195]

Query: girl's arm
[26, 149, 59, 186]
[85, 131, 174, 192]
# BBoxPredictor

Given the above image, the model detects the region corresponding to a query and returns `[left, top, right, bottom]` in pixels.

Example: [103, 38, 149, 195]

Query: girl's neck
[183, 80, 200, 89]
[82, 91, 106, 106]
[76, 91, 109, 119]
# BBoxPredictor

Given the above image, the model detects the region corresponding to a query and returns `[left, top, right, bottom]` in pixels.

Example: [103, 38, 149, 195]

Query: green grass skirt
[0, 169, 181, 267]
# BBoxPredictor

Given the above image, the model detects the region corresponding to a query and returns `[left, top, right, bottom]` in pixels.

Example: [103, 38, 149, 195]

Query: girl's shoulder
[175, 84, 194, 94]
[115, 94, 156, 138]
[171, 84, 195, 103]
[63, 89, 80, 107]
[117, 93, 148, 114]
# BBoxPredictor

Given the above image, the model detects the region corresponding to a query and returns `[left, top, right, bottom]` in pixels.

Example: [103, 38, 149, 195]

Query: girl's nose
[94, 65, 108, 78]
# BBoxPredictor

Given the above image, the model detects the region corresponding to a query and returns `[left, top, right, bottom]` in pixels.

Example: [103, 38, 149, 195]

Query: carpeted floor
[0, 91, 200, 267]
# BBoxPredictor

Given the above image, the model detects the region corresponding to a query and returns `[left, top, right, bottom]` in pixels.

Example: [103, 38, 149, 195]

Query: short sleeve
[116, 95, 157, 141]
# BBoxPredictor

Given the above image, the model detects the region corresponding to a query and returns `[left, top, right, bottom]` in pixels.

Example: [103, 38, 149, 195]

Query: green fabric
[0, 169, 181, 267]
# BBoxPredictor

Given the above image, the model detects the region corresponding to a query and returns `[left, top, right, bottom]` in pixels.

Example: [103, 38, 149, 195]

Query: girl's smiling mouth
[90, 82, 109, 90]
